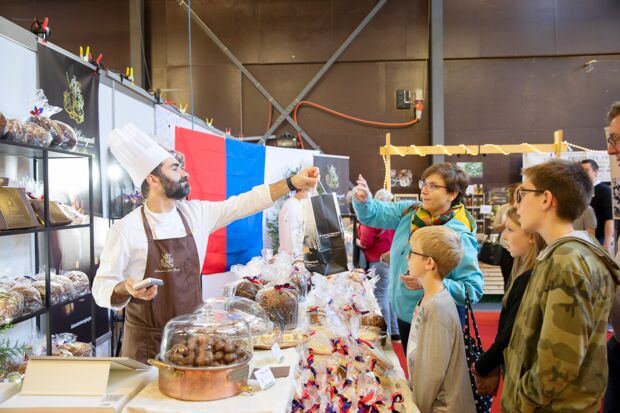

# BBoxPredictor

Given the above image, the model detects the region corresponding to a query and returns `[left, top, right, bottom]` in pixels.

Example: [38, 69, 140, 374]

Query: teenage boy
[502, 159, 620, 413]
[405, 225, 475, 413]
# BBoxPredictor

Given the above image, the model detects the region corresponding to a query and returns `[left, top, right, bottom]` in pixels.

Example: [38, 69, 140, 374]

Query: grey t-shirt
[572, 206, 597, 231]
[407, 288, 476, 413]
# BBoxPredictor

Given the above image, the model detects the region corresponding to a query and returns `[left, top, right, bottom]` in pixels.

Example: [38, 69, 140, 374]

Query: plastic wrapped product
[11, 283, 43, 314]
[256, 283, 299, 331]
[51, 274, 77, 302]
[0, 112, 7, 137]
[53, 120, 78, 150]
[26, 116, 64, 147]
[4, 120, 27, 143]
[64, 271, 90, 296]
[233, 280, 261, 301]
[22, 122, 52, 147]
[33, 280, 63, 305]
[0, 288, 25, 323]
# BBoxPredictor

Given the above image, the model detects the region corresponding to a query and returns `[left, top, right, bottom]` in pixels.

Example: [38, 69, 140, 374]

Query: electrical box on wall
[396, 89, 411, 109]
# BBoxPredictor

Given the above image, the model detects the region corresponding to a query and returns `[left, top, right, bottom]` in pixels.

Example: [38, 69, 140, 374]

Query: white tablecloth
[123, 348, 298, 413]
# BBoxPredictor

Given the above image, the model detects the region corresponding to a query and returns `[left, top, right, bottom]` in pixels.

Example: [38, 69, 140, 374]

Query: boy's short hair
[523, 159, 593, 222]
[411, 226, 463, 278]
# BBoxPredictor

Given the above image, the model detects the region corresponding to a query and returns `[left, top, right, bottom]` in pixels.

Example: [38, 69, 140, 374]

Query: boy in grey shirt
[402, 226, 475, 413]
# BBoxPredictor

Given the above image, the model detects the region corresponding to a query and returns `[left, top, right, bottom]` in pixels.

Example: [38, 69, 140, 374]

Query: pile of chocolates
[166, 334, 248, 368]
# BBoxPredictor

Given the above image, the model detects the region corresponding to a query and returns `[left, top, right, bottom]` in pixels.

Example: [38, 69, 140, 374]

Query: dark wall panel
[1, 0, 130, 72]
[445, 55, 620, 184]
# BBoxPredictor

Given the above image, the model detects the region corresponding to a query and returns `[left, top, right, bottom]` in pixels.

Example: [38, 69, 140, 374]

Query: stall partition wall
[0, 16, 222, 354]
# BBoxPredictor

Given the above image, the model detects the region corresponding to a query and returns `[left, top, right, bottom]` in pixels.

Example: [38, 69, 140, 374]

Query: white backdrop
[262, 146, 319, 251]
[523, 151, 611, 182]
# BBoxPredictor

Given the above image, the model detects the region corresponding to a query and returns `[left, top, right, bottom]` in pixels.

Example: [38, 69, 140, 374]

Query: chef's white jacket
[92, 184, 273, 310]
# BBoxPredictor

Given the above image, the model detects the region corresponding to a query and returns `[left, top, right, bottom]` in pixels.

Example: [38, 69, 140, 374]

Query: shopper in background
[278, 187, 311, 257]
[92, 124, 319, 363]
[501, 159, 619, 413]
[472, 207, 546, 396]
[492, 183, 519, 286]
[603, 100, 620, 413]
[572, 205, 597, 236]
[353, 163, 484, 353]
[358, 188, 399, 340]
[405, 225, 475, 413]
[580, 159, 613, 253]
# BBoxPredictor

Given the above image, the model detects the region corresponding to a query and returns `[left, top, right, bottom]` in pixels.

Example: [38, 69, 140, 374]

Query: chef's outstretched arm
[269, 167, 319, 201]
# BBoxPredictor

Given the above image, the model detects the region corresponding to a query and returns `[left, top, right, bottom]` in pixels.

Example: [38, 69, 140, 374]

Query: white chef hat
[109, 124, 173, 187]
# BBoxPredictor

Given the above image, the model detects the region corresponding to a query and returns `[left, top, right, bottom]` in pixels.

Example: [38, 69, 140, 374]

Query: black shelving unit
[0, 140, 97, 356]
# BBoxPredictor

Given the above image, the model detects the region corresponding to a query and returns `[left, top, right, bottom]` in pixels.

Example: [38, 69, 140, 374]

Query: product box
[0, 188, 40, 230]
[0, 357, 155, 413]
[29, 200, 72, 226]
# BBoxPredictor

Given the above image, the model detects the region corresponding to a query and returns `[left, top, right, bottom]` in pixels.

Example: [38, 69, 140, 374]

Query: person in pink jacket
[358, 189, 400, 340]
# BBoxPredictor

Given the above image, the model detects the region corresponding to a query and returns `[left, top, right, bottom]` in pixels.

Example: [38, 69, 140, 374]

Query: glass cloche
[195, 296, 275, 337]
[159, 309, 252, 368]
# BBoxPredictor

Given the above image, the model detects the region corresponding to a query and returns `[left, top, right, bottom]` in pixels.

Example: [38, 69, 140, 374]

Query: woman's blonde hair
[502, 207, 546, 307]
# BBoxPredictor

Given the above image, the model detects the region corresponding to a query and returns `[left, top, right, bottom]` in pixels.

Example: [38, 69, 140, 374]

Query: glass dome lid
[195, 296, 275, 337]
[159, 309, 252, 369]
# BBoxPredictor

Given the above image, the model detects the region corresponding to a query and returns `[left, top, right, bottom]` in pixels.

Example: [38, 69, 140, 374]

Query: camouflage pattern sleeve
[514, 269, 600, 411]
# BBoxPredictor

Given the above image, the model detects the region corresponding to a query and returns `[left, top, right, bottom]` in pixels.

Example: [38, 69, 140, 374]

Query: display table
[123, 348, 298, 413]
[0, 368, 156, 412]
[122, 343, 419, 413]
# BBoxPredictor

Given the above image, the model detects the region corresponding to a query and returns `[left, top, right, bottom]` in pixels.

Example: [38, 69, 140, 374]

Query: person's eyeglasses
[607, 133, 620, 147]
[408, 250, 429, 260]
[516, 187, 545, 203]
[419, 180, 448, 192]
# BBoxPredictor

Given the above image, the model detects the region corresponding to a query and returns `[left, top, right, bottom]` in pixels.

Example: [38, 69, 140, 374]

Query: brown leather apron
[121, 206, 201, 363]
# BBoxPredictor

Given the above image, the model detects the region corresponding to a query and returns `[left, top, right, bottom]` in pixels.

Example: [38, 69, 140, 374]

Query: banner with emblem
[37, 43, 102, 215]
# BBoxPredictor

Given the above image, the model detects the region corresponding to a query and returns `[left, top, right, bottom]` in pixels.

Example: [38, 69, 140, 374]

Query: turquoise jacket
[353, 197, 484, 323]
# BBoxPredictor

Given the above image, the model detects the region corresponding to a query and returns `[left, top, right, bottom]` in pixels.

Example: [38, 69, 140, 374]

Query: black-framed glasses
[607, 133, 620, 147]
[516, 187, 545, 203]
[419, 180, 448, 192]
[408, 250, 429, 260]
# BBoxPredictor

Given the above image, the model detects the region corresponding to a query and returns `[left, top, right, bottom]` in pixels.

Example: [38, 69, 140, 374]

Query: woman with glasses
[352, 163, 484, 352]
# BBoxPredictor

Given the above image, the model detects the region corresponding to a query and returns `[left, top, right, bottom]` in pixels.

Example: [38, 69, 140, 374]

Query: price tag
[271, 343, 285, 363]
[254, 366, 276, 390]
[480, 205, 493, 214]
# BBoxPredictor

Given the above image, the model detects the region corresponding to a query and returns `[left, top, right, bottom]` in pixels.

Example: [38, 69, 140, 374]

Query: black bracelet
[286, 176, 298, 192]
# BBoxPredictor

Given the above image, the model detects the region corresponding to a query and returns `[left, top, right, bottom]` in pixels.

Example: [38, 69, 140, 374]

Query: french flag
[174, 127, 265, 274]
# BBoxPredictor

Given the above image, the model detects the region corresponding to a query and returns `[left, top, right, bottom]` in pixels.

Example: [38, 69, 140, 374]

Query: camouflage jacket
[501, 234, 620, 413]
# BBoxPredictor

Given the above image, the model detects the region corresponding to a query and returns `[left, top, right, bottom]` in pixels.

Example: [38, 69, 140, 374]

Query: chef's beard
[160, 175, 191, 200]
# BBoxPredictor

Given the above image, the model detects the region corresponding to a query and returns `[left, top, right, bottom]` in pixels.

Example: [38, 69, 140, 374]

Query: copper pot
[148, 355, 253, 401]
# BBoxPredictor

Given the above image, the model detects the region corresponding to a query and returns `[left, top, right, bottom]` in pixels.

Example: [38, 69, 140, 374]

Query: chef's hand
[291, 167, 320, 191]
[400, 274, 423, 290]
[125, 279, 158, 300]
[353, 175, 371, 203]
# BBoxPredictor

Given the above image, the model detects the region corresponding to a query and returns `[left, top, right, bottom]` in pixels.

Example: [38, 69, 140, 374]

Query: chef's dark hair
[141, 163, 164, 198]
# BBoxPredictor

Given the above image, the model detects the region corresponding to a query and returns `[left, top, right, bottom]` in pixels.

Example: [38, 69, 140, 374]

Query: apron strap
[140, 206, 155, 241]
[176, 208, 192, 236]
[140, 205, 193, 241]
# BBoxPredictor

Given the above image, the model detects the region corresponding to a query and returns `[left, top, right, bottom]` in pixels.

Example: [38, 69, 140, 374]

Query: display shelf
[0, 293, 92, 330]
[0, 223, 91, 238]
[0, 140, 90, 159]
[0, 139, 100, 356]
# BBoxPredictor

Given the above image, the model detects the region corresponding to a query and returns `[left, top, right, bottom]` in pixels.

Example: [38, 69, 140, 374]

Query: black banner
[37, 43, 102, 216]
[313, 154, 350, 214]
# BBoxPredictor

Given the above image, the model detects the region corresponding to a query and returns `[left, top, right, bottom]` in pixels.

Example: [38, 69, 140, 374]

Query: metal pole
[177, 0, 317, 147]
[386, 133, 392, 193]
[260, 0, 388, 143]
[430, 0, 445, 164]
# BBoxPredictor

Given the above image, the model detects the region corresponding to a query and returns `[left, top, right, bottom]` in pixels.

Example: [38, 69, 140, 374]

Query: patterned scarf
[403, 203, 476, 235]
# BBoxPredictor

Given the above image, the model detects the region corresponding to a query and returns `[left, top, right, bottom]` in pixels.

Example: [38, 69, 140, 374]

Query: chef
[92, 124, 319, 362]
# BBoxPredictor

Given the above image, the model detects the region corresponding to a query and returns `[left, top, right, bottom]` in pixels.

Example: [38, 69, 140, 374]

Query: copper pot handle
[148, 358, 174, 370]
[239, 385, 254, 395]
